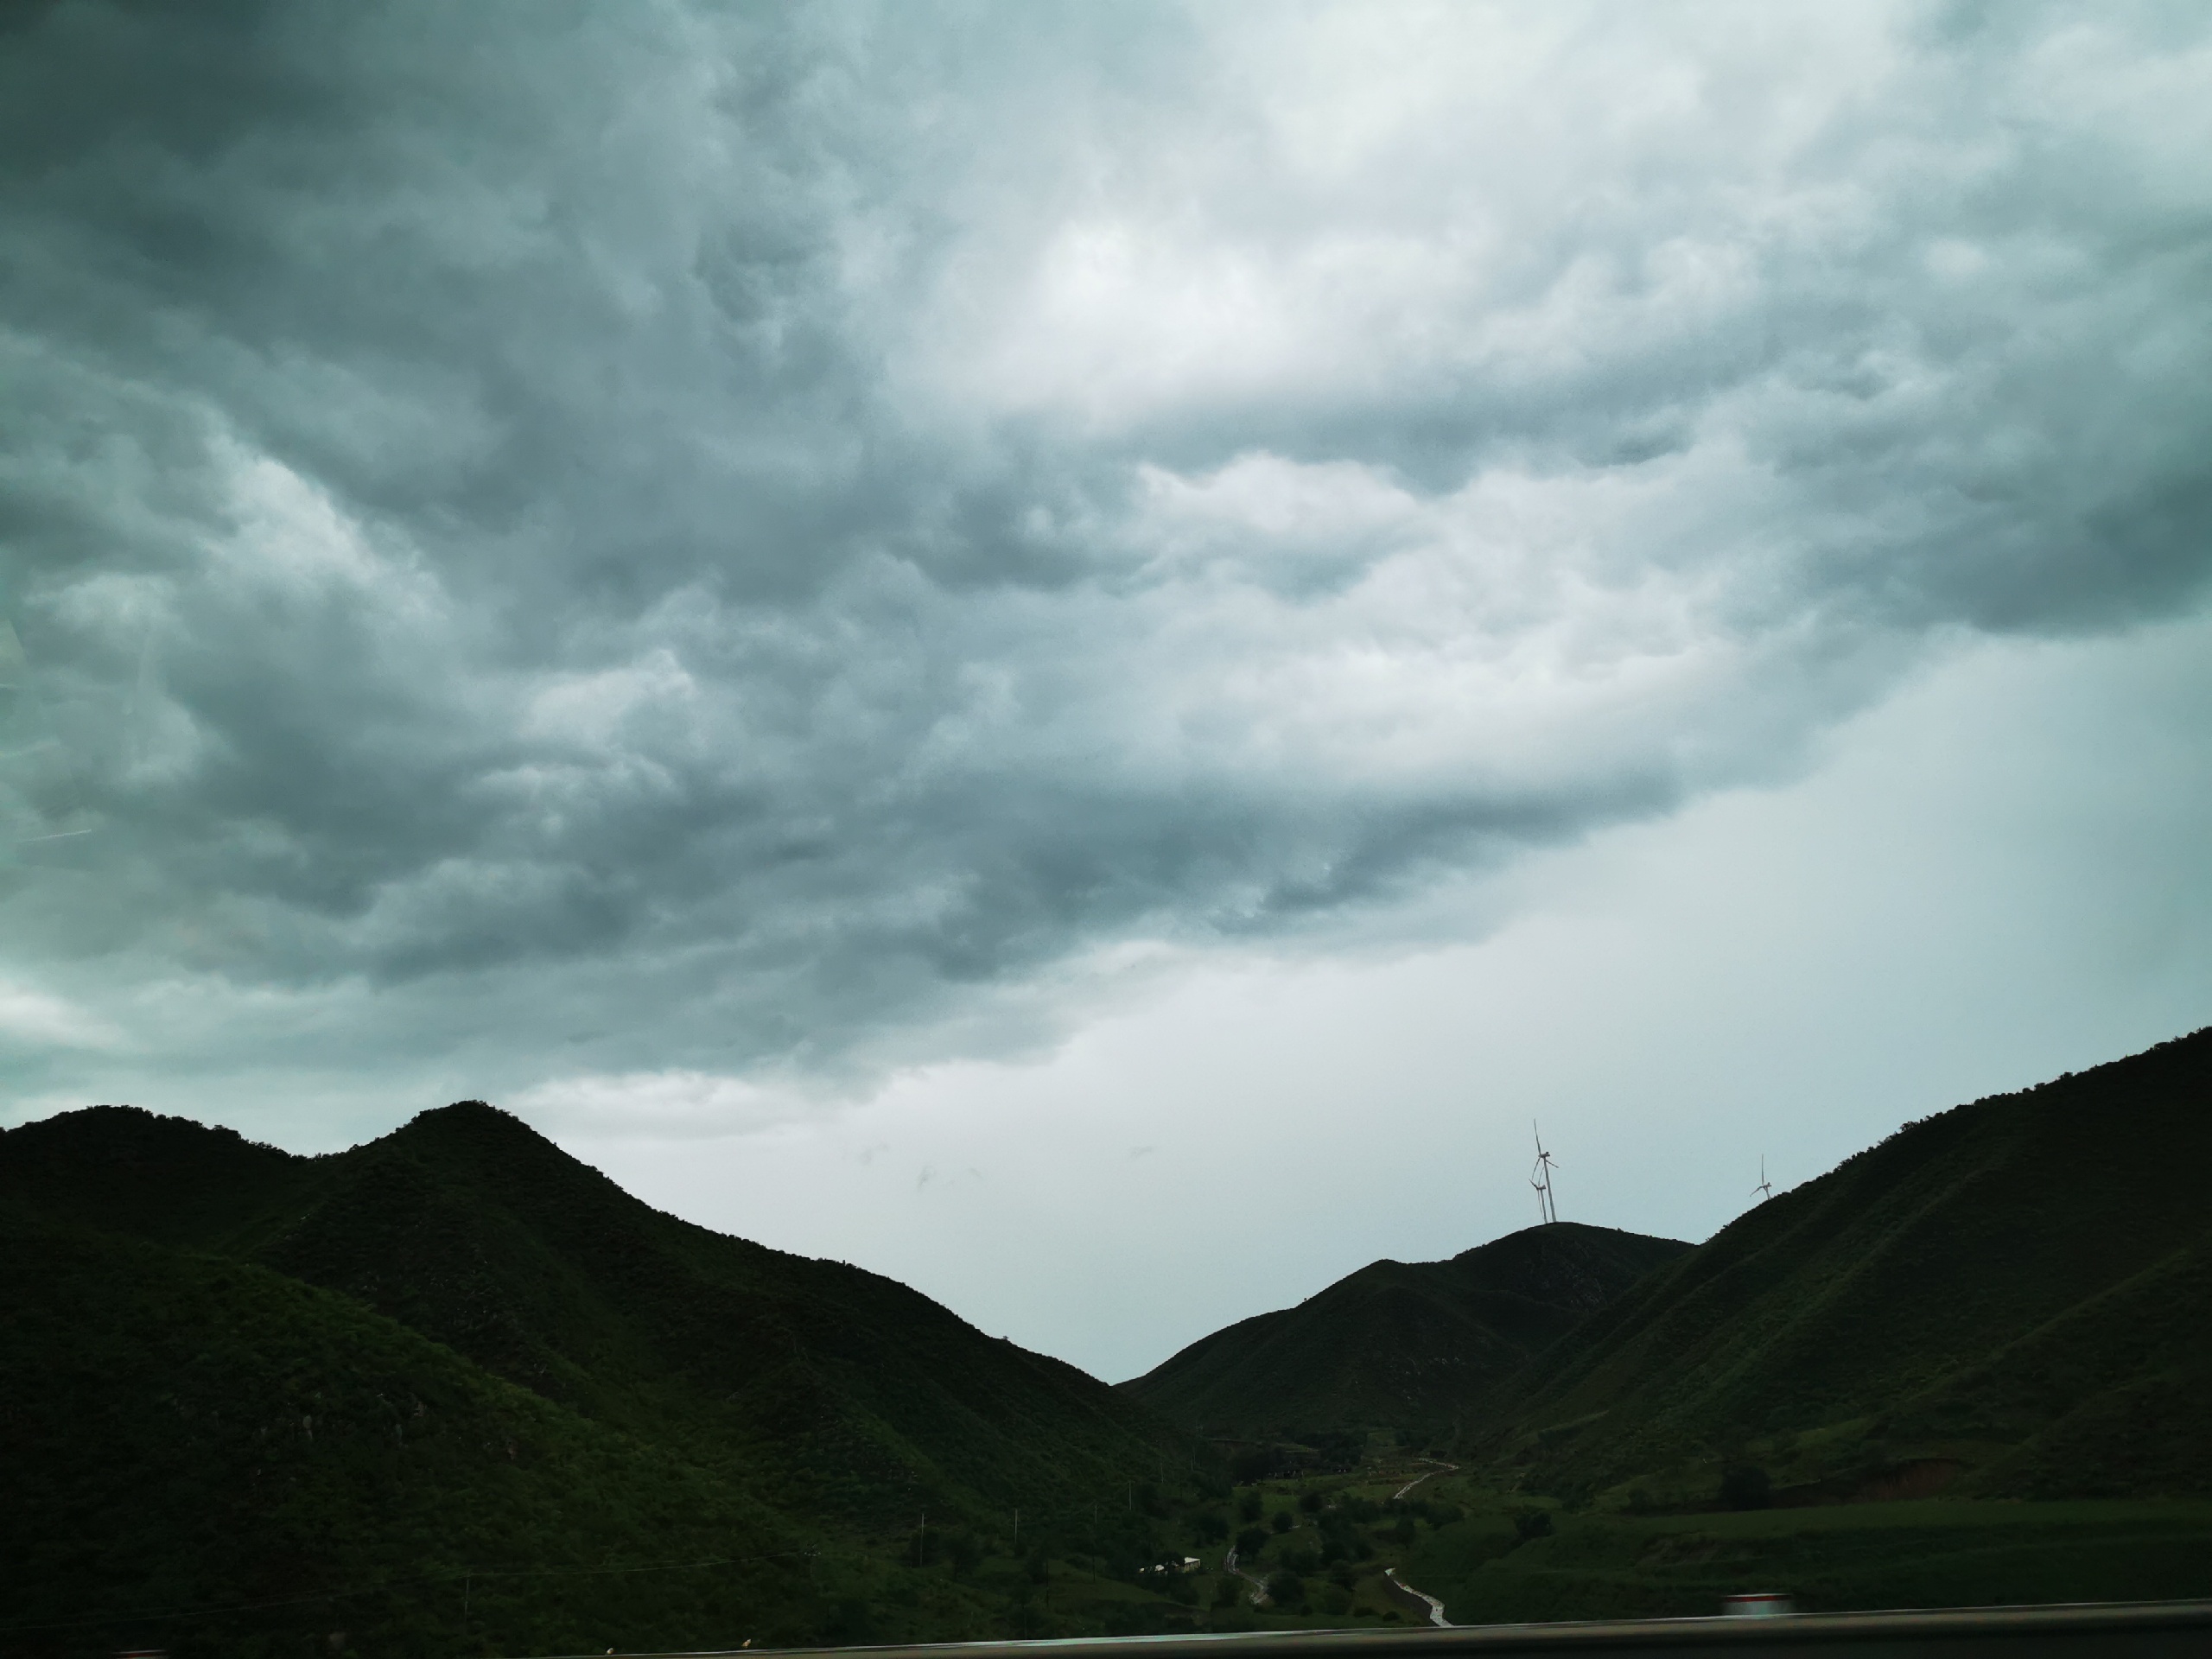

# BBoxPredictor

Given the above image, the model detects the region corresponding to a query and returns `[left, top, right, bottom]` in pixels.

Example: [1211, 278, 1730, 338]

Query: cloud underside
[2, 0, 2209, 1098]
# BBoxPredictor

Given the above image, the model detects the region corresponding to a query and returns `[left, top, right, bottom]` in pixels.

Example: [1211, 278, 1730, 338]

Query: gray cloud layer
[3, 0, 2209, 1109]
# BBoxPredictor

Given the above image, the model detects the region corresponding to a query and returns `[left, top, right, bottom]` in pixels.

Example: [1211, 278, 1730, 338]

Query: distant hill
[1121, 1222, 1691, 1443]
[0, 1101, 1198, 1656]
[1471, 1027, 2212, 1506]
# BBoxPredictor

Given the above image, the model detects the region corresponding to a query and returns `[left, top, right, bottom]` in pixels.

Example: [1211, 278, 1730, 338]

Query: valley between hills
[3, 1027, 2209, 1656]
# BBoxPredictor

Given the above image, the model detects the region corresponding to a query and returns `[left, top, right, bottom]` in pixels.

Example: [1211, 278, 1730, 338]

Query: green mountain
[1121, 1222, 1691, 1444]
[12, 1027, 2212, 1652]
[0, 1101, 1200, 1657]
[1471, 1026, 2212, 1507]
[1, 1197, 812, 1657]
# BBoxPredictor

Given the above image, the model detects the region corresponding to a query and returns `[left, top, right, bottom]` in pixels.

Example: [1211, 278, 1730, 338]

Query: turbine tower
[1752, 1155, 1773, 1203]
[1530, 1122, 1560, 1225]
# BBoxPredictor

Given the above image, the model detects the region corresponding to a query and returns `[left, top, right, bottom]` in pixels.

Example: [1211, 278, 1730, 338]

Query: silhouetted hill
[14, 1027, 2212, 1652]
[0, 1102, 308, 1246]
[0, 1100, 1202, 1656]
[1472, 1027, 2212, 1505]
[3, 1101, 1186, 1522]
[1121, 1222, 1691, 1441]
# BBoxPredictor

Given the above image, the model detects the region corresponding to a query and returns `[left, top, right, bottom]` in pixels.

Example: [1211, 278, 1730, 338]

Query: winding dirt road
[1391, 1458, 1459, 1501]
[1381, 1459, 1458, 1625]
[1221, 1546, 1270, 1606]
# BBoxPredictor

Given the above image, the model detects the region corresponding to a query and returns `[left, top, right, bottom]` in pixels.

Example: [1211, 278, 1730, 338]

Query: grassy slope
[1472, 1027, 2212, 1501]
[1404, 1496, 2212, 1624]
[1122, 1223, 1691, 1440]
[1028, 1464, 2212, 1633]
[1910, 1225, 2212, 1499]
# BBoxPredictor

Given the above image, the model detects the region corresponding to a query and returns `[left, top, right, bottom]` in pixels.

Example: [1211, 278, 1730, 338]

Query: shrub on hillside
[1231, 1448, 1280, 1483]
[1512, 1510, 1554, 1543]
[1721, 1465, 1773, 1510]
[944, 1529, 982, 1579]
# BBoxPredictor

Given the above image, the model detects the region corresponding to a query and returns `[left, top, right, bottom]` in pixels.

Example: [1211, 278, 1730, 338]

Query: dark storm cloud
[2, 0, 2209, 1100]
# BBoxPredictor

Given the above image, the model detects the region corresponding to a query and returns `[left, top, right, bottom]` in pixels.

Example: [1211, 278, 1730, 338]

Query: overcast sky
[3, 0, 2209, 1382]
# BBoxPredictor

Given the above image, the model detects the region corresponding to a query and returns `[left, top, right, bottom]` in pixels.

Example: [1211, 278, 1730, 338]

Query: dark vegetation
[0, 1103, 1208, 1656]
[1114, 1027, 2212, 1624]
[5, 1026, 2210, 1652]
[1122, 1222, 1690, 1444]
[1397, 1495, 2212, 1624]
[1466, 1027, 2212, 1510]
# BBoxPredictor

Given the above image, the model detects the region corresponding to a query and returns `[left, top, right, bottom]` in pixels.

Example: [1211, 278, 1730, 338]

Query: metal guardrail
[547, 1599, 2212, 1659]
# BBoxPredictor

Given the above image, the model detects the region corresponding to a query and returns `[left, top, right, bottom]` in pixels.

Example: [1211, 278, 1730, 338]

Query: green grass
[1410, 1499, 2212, 1625]
[1211, 1471, 2212, 1631]
[1112, 1469, 2212, 1630]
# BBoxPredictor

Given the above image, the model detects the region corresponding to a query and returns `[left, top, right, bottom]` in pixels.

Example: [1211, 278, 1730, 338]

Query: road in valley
[1383, 1567, 1452, 1627]
[1392, 1458, 1458, 1501]
[1222, 1459, 1459, 1619]
[1382, 1459, 1457, 1624]
[1221, 1547, 1270, 1606]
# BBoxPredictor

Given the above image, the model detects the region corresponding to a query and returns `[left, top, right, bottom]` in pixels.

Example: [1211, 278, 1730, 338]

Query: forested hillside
[1468, 1027, 2212, 1507]
[10, 1027, 2209, 1654]
[1123, 1222, 1688, 1443]
[0, 1102, 1201, 1657]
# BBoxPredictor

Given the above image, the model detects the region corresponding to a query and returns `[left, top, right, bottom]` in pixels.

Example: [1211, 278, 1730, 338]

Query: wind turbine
[1751, 1155, 1773, 1203]
[1530, 1122, 1560, 1225]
